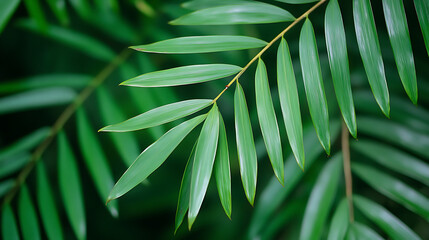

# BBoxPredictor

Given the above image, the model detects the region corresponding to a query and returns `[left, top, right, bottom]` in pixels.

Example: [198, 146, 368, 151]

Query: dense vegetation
[1, 0, 429, 239]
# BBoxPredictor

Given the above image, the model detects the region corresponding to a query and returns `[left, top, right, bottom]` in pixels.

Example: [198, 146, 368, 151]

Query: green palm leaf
[131, 36, 267, 54]
[107, 114, 206, 202]
[277, 38, 305, 169]
[189, 104, 220, 229]
[170, 2, 294, 25]
[347, 222, 383, 240]
[328, 198, 349, 240]
[235, 82, 257, 205]
[0, 0, 20, 34]
[100, 99, 212, 132]
[325, 0, 356, 138]
[353, 0, 390, 116]
[382, 0, 417, 104]
[122, 64, 242, 87]
[414, 0, 429, 55]
[18, 184, 41, 240]
[1, 204, 20, 240]
[256, 58, 284, 183]
[214, 114, 232, 219]
[300, 18, 330, 155]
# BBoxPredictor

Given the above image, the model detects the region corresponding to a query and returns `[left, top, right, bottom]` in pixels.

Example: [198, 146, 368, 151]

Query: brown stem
[341, 121, 354, 222]
[212, 0, 327, 103]
[2, 49, 131, 206]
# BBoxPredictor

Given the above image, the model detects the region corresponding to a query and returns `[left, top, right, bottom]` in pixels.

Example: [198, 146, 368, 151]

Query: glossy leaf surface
[300, 18, 330, 154]
[131, 36, 267, 54]
[235, 83, 257, 205]
[189, 104, 220, 228]
[382, 0, 417, 103]
[353, 0, 390, 116]
[325, 0, 356, 137]
[171, 2, 294, 25]
[277, 38, 305, 168]
[108, 115, 206, 201]
[122, 64, 241, 87]
[256, 58, 284, 183]
[100, 99, 212, 132]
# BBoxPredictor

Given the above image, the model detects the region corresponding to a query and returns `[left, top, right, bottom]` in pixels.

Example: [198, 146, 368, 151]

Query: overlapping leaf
[1, 204, 20, 240]
[189, 104, 220, 228]
[256, 58, 284, 183]
[353, 0, 390, 116]
[325, 0, 356, 138]
[18, 184, 41, 240]
[276, 0, 318, 3]
[214, 114, 231, 219]
[328, 198, 349, 240]
[382, 0, 417, 104]
[347, 222, 383, 240]
[77, 108, 118, 217]
[0, 0, 20, 34]
[122, 64, 242, 87]
[100, 99, 212, 132]
[300, 18, 330, 155]
[46, 0, 69, 25]
[277, 38, 305, 169]
[107, 114, 206, 201]
[354, 195, 421, 240]
[235, 83, 258, 205]
[170, 2, 294, 25]
[414, 0, 429, 55]
[182, 0, 248, 10]
[58, 131, 86, 240]
[300, 154, 342, 240]
[353, 163, 429, 220]
[131, 36, 267, 54]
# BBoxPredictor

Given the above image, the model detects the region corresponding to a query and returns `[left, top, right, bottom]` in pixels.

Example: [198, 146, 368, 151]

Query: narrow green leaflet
[382, 0, 417, 104]
[170, 2, 294, 25]
[0, 127, 49, 160]
[353, 163, 429, 220]
[325, 0, 356, 138]
[107, 115, 206, 201]
[256, 58, 284, 183]
[0, 74, 91, 93]
[2, 204, 20, 240]
[189, 105, 220, 229]
[353, 0, 390, 116]
[276, 0, 318, 3]
[234, 83, 257, 205]
[347, 222, 383, 240]
[0, 179, 14, 198]
[18, 19, 115, 61]
[58, 131, 86, 240]
[357, 117, 429, 159]
[214, 114, 232, 218]
[97, 87, 139, 166]
[328, 199, 349, 240]
[0, 152, 30, 178]
[100, 99, 212, 132]
[354, 195, 421, 240]
[175, 143, 197, 233]
[47, 0, 69, 25]
[277, 38, 305, 169]
[300, 18, 330, 155]
[131, 36, 267, 54]
[414, 0, 429, 55]
[37, 162, 64, 240]
[23, 0, 47, 31]
[300, 154, 342, 240]
[351, 140, 429, 186]
[122, 64, 241, 87]
[0, 87, 76, 115]
[0, 0, 20, 34]
[18, 185, 41, 240]
[182, 0, 247, 10]
[77, 108, 118, 217]
[248, 121, 341, 239]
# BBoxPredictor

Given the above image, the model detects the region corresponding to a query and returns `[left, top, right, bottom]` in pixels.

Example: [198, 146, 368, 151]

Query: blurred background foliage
[0, 0, 428, 239]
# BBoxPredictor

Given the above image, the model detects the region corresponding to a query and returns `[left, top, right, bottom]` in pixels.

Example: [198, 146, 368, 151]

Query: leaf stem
[2, 49, 131, 207]
[212, 0, 327, 103]
[341, 121, 354, 223]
